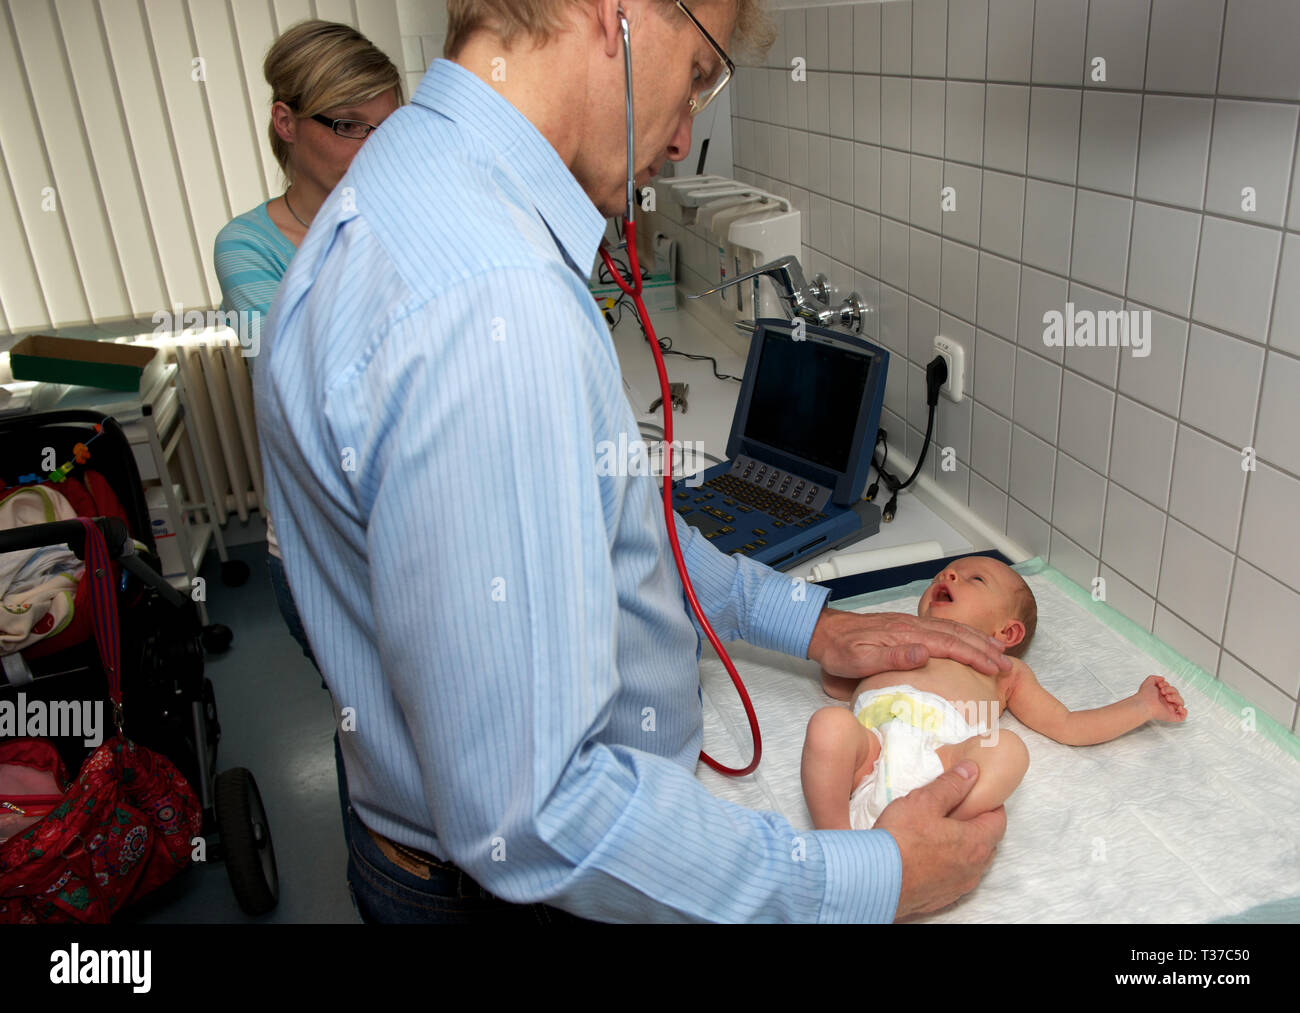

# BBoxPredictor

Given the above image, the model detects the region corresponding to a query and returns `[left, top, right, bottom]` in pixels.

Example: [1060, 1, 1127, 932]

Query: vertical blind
[0, 0, 402, 337]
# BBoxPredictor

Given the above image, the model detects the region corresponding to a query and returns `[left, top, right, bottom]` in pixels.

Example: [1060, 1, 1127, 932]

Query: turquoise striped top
[213, 199, 296, 325]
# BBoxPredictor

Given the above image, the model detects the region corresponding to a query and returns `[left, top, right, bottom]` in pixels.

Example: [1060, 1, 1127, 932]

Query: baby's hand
[1139, 675, 1187, 722]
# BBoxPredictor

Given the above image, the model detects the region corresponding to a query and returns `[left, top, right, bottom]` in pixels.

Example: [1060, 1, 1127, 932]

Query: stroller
[0, 409, 278, 917]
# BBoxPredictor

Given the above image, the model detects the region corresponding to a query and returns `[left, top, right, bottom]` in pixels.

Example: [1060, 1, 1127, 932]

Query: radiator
[130, 327, 264, 529]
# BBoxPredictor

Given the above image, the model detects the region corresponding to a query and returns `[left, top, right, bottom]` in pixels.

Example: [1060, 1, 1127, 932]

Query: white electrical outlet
[933, 335, 966, 403]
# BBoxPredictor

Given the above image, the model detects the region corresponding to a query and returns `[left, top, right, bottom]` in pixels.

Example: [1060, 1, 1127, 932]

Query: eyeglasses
[676, 1, 734, 117]
[309, 113, 380, 140]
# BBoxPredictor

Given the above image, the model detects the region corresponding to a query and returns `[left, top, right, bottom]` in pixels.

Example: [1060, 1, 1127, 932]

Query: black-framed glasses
[676, 0, 734, 117]
[309, 113, 379, 139]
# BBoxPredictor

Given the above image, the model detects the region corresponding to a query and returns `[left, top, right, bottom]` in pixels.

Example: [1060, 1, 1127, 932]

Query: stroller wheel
[202, 623, 234, 654]
[215, 767, 279, 915]
[221, 559, 251, 586]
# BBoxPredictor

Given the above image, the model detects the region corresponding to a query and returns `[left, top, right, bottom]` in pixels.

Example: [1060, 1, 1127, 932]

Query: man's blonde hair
[444, 1, 776, 60]
[264, 19, 405, 180]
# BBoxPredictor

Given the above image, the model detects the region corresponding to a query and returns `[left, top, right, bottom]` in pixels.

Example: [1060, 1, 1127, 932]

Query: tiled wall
[731, 0, 1300, 733]
[395, 0, 446, 95]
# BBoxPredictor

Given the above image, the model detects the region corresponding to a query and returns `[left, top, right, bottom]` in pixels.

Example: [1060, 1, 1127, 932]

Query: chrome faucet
[687, 255, 871, 333]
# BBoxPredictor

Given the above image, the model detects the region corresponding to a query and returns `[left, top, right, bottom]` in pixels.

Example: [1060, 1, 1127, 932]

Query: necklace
[283, 189, 311, 229]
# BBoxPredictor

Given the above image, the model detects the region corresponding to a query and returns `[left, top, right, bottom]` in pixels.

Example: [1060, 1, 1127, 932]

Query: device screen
[743, 328, 874, 473]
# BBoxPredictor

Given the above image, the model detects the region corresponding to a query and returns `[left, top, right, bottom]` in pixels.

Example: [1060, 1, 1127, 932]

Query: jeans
[344, 804, 594, 925]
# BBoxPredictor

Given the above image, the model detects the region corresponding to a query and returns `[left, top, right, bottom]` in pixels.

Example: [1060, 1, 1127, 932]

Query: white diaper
[848, 685, 987, 830]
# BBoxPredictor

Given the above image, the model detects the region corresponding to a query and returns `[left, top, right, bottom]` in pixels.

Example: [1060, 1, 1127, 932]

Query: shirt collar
[413, 59, 608, 277]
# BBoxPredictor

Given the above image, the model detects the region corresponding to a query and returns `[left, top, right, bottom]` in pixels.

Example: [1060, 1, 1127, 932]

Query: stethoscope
[598, 8, 760, 777]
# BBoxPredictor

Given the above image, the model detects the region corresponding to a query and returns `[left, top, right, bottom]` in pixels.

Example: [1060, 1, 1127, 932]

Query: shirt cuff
[815, 828, 903, 923]
[746, 566, 832, 658]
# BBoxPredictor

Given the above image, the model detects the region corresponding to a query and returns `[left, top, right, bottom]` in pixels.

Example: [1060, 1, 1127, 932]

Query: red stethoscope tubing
[600, 218, 760, 777]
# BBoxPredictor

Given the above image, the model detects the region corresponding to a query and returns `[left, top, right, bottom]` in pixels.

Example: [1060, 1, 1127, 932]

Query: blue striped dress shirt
[254, 58, 902, 922]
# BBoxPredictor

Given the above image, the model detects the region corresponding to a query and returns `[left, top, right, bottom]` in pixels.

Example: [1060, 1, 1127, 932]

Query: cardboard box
[146, 484, 189, 579]
[8, 335, 162, 394]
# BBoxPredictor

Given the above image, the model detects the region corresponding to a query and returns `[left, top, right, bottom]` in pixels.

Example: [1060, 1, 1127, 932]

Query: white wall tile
[1136, 96, 1214, 210]
[1099, 565, 1156, 632]
[983, 84, 1030, 174]
[942, 162, 982, 245]
[970, 470, 1009, 531]
[1218, 0, 1300, 101]
[940, 239, 979, 322]
[828, 5, 855, 72]
[830, 136, 855, 203]
[829, 73, 854, 140]
[1192, 218, 1281, 343]
[1238, 463, 1300, 587]
[882, 0, 913, 76]
[805, 4, 829, 71]
[1058, 370, 1114, 474]
[1027, 87, 1081, 184]
[986, 0, 1034, 83]
[1031, 0, 1087, 86]
[1102, 481, 1167, 593]
[1013, 348, 1062, 442]
[1007, 496, 1051, 558]
[976, 251, 1020, 341]
[1052, 453, 1106, 554]
[1223, 561, 1300, 696]
[1145, 0, 1223, 94]
[881, 148, 910, 219]
[1204, 100, 1299, 227]
[1021, 179, 1074, 276]
[855, 208, 882, 277]
[1078, 91, 1142, 196]
[831, 199, 855, 263]
[945, 82, 985, 164]
[1071, 188, 1133, 295]
[1119, 303, 1188, 417]
[1110, 395, 1177, 508]
[881, 217, 910, 288]
[1217, 653, 1298, 731]
[912, 0, 948, 77]
[911, 79, 946, 157]
[1126, 203, 1200, 317]
[1010, 424, 1057, 517]
[1253, 350, 1300, 476]
[1084, 0, 1150, 91]
[1269, 234, 1300, 356]
[807, 130, 830, 195]
[807, 70, 830, 134]
[1157, 518, 1234, 639]
[947, 0, 989, 81]
[855, 141, 881, 212]
[1050, 529, 1100, 588]
[975, 328, 1016, 418]
[1180, 324, 1265, 448]
[1153, 605, 1221, 674]
[909, 229, 941, 305]
[980, 169, 1024, 260]
[1167, 425, 1248, 550]
[853, 3, 881, 74]
[1016, 266, 1067, 358]
[880, 76, 911, 149]
[854, 74, 881, 144]
[1063, 283, 1124, 388]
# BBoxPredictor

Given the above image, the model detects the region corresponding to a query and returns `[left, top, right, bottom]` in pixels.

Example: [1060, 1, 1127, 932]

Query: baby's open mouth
[933, 585, 953, 603]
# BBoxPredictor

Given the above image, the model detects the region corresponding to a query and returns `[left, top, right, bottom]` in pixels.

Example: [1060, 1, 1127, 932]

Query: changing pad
[695, 559, 1300, 922]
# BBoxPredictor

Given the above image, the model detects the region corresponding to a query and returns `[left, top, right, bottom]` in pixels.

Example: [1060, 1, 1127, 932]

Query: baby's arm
[1004, 661, 1187, 746]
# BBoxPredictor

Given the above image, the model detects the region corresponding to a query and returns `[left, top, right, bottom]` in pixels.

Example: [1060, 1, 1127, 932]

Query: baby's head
[917, 556, 1037, 658]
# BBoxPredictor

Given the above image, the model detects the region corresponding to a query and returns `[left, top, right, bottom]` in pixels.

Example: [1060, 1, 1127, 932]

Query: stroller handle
[0, 515, 131, 562]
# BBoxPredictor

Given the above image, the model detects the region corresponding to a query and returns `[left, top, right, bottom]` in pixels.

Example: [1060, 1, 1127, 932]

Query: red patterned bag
[0, 518, 202, 923]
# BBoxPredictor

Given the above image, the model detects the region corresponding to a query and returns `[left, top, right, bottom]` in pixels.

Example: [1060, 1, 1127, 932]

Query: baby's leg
[935, 730, 1029, 821]
[801, 706, 881, 830]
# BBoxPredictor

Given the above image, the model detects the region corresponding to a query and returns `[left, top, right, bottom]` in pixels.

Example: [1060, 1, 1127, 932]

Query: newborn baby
[801, 556, 1188, 830]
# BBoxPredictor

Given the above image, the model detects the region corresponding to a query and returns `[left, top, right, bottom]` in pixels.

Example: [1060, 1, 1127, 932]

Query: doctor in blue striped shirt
[255, 0, 1009, 923]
